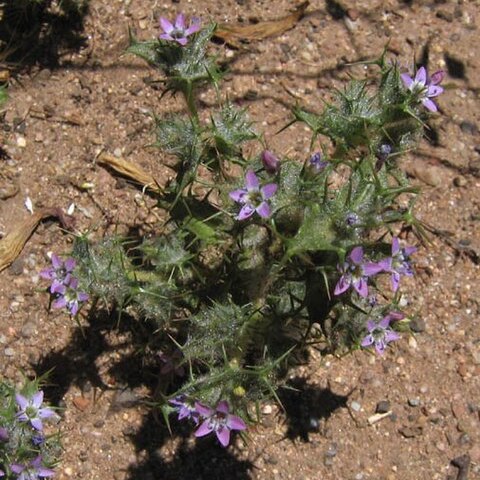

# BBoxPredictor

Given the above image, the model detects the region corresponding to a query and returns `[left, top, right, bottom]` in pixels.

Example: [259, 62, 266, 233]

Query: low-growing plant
[0, 379, 61, 478]
[43, 14, 445, 446]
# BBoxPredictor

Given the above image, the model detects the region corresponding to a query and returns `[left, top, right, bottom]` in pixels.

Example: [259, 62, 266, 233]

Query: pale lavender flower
[15, 391, 54, 431]
[169, 395, 200, 424]
[229, 170, 277, 220]
[195, 400, 246, 447]
[0, 469, 3, 477]
[261, 150, 280, 175]
[334, 246, 382, 298]
[52, 276, 89, 315]
[40, 254, 76, 294]
[376, 237, 417, 292]
[308, 151, 329, 173]
[159, 14, 201, 46]
[401, 66, 444, 112]
[10, 456, 54, 480]
[0, 427, 8, 441]
[361, 312, 403, 355]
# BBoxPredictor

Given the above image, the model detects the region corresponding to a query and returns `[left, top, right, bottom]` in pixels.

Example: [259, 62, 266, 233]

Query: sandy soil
[0, 1, 479, 479]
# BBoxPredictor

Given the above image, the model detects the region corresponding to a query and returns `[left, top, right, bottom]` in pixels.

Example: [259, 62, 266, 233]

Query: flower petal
[385, 330, 401, 343]
[52, 297, 67, 309]
[229, 188, 247, 203]
[363, 262, 383, 276]
[245, 170, 259, 191]
[237, 204, 255, 220]
[349, 246, 364, 264]
[227, 414, 247, 431]
[185, 17, 201, 36]
[256, 201, 271, 219]
[400, 73, 413, 89]
[427, 85, 443, 98]
[64, 258, 76, 272]
[261, 183, 278, 200]
[51, 254, 62, 269]
[175, 13, 186, 30]
[422, 98, 438, 112]
[391, 237, 400, 255]
[159, 17, 174, 34]
[176, 37, 188, 46]
[15, 393, 29, 411]
[216, 401, 230, 415]
[361, 334, 374, 347]
[195, 402, 214, 418]
[159, 33, 174, 42]
[415, 66, 427, 85]
[334, 275, 350, 296]
[31, 417, 43, 431]
[194, 420, 213, 438]
[32, 391, 44, 409]
[354, 278, 368, 297]
[391, 272, 401, 292]
[216, 427, 231, 447]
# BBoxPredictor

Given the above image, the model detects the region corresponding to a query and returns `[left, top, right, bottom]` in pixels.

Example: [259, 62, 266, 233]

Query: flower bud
[261, 150, 280, 174]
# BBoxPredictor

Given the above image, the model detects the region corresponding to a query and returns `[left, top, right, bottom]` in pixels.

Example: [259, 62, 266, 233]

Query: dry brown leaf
[215, 1, 309, 46]
[0, 208, 72, 273]
[97, 152, 162, 194]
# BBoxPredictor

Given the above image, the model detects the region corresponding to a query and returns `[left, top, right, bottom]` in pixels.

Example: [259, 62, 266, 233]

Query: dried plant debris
[214, 1, 309, 47]
[0, 208, 72, 273]
[97, 152, 163, 194]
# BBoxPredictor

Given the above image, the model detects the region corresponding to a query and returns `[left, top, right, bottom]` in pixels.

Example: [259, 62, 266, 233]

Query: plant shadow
[0, 0, 89, 69]
[278, 377, 350, 442]
[124, 410, 254, 480]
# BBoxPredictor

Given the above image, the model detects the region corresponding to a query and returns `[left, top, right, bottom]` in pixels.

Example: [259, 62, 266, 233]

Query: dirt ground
[1, 0, 479, 479]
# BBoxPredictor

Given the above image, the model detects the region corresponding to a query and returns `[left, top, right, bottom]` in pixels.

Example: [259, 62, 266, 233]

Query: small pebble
[453, 176, 467, 187]
[351, 401, 362, 412]
[376, 400, 391, 414]
[408, 398, 421, 407]
[16, 136, 26, 148]
[4, 348, 14, 357]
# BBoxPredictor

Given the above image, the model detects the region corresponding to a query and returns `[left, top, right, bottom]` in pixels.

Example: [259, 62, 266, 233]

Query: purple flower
[159, 14, 201, 46]
[361, 312, 403, 355]
[169, 395, 200, 424]
[308, 151, 329, 174]
[377, 237, 417, 292]
[0, 469, 3, 477]
[334, 246, 382, 298]
[10, 456, 54, 480]
[345, 212, 360, 226]
[194, 400, 246, 447]
[15, 390, 55, 431]
[0, 427, 8, 441]
[401, 66, 444, 112]
[229, 170, 277, 220]
[261, 150, 280, 175]
[40, 254, 76, 294]
[52, 276, 89, 315]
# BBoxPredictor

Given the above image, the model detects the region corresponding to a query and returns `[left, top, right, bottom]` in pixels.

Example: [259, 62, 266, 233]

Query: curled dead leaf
[97, 152, 163, 194]
[215, 1, 309, 47]
[0, 208, 72, 273]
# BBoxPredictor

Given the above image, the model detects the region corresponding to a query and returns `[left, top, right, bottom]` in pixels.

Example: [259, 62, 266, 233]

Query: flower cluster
[333, 238, 415, 354]
[169, 397, 246, 447]
[0, 386, 58, 480]
[40, 254, 88, 315]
